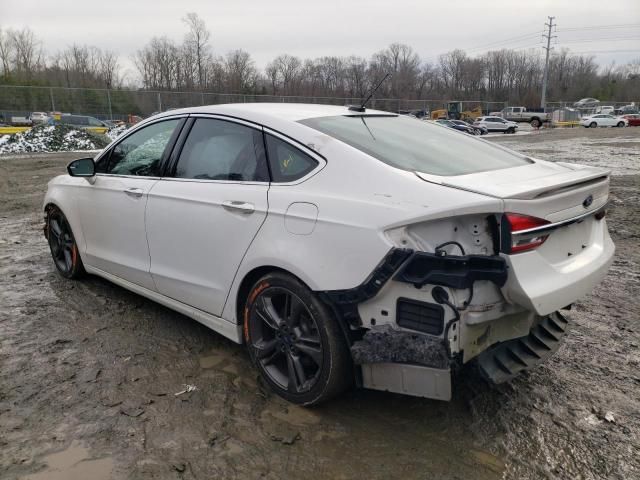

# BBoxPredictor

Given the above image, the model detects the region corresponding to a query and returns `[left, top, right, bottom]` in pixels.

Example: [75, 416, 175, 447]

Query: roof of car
[152, 103, 393, 123]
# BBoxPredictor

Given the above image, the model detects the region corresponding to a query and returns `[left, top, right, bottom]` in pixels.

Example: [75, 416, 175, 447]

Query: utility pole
[541, 16, 556, 110]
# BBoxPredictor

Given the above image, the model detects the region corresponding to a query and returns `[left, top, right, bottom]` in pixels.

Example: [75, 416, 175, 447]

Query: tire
[530, 118, 541, 128]
[244, 272, 352, 406]
[506, 127, 515, 134]
[46, 206, 85, 279]
[617, 122, 625, 128]
[473, 128, 480, 135]
[590, 122, 597, 128]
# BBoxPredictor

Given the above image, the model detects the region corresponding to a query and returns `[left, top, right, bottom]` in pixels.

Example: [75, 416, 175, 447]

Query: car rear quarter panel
[222, 136, 503, 323]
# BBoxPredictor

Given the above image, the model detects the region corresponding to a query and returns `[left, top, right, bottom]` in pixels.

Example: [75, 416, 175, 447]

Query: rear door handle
[124, 187, 144, 198]
[222, 200, 255, 214]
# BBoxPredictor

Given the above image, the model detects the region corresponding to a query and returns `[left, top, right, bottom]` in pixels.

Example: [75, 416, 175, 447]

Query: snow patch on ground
[0, 125, 110, 155]
[106, 124, 130, 141]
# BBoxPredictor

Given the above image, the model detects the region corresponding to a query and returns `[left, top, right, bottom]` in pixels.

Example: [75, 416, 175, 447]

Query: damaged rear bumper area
[476, 312, 569, 384]
[322, 248, 570, 401]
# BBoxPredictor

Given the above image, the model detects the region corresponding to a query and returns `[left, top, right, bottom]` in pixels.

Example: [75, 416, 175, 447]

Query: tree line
[1, 14, 638, 106]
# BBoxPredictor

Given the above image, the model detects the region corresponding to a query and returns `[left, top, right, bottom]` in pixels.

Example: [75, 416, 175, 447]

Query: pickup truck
[490, 107, 548, 127]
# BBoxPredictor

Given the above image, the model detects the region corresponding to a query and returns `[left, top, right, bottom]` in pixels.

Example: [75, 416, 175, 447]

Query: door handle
[222, 200, 255, 214]
[124, 187, 144, 198]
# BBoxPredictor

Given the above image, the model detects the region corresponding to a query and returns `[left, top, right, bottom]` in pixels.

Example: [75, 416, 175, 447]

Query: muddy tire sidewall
[244, 272, 352, 406]
[47, 206, 85, 279]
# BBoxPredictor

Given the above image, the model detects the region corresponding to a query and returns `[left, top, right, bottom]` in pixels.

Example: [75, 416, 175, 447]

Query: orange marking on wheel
[245, 282, 269, 342]
[243, 307, 250, 342]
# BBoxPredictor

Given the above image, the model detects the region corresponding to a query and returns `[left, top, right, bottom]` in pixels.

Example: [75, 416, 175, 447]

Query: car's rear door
[77, 117, 185, 290]
[145, 116, 270, 316]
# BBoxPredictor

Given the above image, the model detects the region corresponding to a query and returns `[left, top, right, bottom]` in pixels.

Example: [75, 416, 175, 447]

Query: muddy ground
[0, 127, 638, 480]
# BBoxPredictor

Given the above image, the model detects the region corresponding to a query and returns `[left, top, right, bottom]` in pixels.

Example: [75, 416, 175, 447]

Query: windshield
[299, 115, 531, 176]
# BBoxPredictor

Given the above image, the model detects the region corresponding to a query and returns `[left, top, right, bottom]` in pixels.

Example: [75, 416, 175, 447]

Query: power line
[566, 49, 640, 54]
[559, 37, 640, 44]
[465, 31, 543, 53]
[558, 23, 640, 32]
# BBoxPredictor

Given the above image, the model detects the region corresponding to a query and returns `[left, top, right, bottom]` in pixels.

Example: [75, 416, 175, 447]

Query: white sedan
[581, 114, 628, 128]
[44, 103, 614, 405]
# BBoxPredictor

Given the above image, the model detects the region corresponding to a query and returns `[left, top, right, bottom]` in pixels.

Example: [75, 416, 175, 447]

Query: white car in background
[595, 105, 615, 115]
[473, 116, 518, 133]
[30, 112, 49, 124]
[43, 103, 614, 405]
[581, 114, 627, 128]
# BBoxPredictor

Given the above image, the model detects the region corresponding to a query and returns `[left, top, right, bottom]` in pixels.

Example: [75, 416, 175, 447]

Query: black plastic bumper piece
[319, 248, 412, 326]
[394, 251, 508, 289]
[477, 312, 569, 383]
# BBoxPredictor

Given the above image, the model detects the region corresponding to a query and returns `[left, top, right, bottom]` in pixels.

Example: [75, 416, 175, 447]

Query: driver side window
[105, 120, 180, 176]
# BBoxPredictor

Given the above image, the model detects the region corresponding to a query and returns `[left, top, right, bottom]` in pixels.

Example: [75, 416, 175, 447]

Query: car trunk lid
[415, 159, 610, 221]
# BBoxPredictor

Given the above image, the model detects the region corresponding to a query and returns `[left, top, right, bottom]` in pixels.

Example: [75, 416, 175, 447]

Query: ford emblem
[583, 195, 594, 208]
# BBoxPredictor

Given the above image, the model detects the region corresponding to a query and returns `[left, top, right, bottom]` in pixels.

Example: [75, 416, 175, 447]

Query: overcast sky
[2, 0, 639, 82]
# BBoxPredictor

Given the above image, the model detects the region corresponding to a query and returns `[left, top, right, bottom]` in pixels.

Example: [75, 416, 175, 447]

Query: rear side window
[299, 115, 530, 176]
[175, 118, 268, 181]
[265, 135, 318, 182]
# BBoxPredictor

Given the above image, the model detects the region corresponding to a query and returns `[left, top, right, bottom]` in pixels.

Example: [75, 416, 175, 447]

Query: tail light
[504, 213, 551, 254]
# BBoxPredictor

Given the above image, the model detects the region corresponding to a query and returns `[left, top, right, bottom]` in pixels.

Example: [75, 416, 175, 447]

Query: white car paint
[44, 103, 615, 398]
[473, 116, 519, 132]
[580, 114, 627, 128]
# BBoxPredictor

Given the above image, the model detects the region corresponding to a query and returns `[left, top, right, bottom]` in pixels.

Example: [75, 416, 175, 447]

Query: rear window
[299, 115, 530, 176]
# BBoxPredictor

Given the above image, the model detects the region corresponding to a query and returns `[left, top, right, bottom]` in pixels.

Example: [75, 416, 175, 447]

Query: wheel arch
[229, 264, 356, 348]
[43, 186, 87, 255]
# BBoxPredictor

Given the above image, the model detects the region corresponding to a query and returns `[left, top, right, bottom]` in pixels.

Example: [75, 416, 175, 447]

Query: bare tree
[223, 49, 257, 93]
[0, 27, 14, 78]
[182, 12, 211, 89]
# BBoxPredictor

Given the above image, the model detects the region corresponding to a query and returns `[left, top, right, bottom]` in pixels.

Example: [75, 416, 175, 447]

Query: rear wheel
[589, 122, 597, 128]
[47, 206, 84, 278]
[244, 272, 352, 405]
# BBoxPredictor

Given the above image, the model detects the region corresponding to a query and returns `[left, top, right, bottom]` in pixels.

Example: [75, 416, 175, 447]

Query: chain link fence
[0, 85, 514, 121]
[1, 85, 634, 122]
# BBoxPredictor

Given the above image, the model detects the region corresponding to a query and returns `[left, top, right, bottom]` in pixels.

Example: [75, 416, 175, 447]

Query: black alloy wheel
[47, 207, 84, 278]
[245, 273, 352, 405]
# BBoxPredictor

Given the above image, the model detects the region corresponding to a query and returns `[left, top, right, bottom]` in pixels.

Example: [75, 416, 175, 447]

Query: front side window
[299, 115, 531, 176]
[105, 119, 180, 176]
[175, 118, 268, 182]
[265, 134, 318, 182]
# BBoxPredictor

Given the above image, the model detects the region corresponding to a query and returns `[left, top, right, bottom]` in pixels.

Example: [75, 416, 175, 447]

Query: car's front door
[77, 118, 184, 290]
[145, 116, 270, 316]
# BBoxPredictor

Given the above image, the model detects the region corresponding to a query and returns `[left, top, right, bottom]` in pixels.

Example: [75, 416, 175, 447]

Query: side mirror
[67, 158, 95, 177]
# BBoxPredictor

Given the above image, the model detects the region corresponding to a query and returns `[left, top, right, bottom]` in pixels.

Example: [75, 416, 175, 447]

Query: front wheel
[590, 122, 597, 128]
[617, 121, 625, 127]
[244, 272, 352, 405]
[530, 118, 541, 128]
[46, 206, 85, 278]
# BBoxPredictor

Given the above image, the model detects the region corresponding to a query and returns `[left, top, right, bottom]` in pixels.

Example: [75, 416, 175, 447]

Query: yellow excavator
[430, 102, 483, 121]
